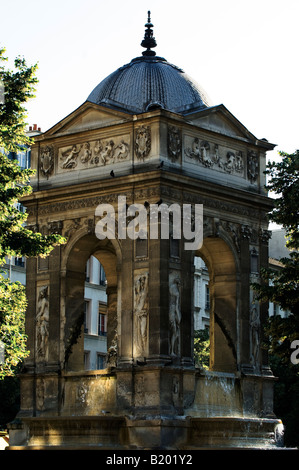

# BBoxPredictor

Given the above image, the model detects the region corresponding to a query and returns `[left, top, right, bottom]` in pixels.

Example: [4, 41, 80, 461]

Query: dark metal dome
[87, 12, 211, 115]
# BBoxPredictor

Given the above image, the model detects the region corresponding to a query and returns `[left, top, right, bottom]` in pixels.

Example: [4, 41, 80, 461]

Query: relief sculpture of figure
[36, 286, 49, 360]
[169, 277, 181, 356]
[101, 140, 115, 165]
[201, 141, 212, 167]
[80, 142, 92, 163]
[61, 144, 82, 169]
[250, 305, 260, 371]
[113, 140, 129, 161]
[134, 273, 148, 357]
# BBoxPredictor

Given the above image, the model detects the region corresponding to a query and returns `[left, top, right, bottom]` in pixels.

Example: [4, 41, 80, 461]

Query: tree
[0, 47, 66, 379]
[252, 150, 299, 344]
[252, 150, 299, 447]
[194, 329, 210, 370]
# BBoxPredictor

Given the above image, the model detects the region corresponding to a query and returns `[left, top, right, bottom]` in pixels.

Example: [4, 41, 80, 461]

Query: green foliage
[194, 329, 210, 369]
[252, 150, 299, 315]
[0, 47, 38, 152]
[265, 150, 299, 251]
[0, 277, 29, 379]
[0, 47, 66, 379]
[252, 150, 299, 447]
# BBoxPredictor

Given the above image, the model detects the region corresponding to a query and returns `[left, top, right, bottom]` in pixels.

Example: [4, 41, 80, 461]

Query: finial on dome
[141, 11, 157, 56]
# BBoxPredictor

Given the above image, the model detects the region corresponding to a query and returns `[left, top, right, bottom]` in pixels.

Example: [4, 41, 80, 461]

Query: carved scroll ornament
[135, 125, 151, 160]
[40, 145, 54, 178]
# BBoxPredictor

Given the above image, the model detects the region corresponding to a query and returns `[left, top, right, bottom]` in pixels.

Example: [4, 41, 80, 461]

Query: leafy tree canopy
[0, 47, 66, 379]
[252, 150, 299, 317]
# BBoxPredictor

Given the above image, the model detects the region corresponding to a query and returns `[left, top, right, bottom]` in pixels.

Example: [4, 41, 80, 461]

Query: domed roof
[87, 13, 211, 115]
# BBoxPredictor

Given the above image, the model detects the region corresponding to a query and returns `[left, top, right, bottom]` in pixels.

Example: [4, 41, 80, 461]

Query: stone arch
[62, 232, 121, 371]
[195, 235, 239, 372]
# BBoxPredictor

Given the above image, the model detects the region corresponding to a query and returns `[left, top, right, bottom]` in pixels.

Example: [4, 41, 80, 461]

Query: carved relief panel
[184, 135, 246, 178]
[57, 135, 130, 173]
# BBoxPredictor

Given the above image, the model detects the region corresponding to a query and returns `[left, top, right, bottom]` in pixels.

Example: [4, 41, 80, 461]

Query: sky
[1, 0, 299, 162]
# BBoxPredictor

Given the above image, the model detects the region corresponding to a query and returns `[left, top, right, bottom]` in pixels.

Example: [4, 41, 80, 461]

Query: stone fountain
[7, 12, 283, 450]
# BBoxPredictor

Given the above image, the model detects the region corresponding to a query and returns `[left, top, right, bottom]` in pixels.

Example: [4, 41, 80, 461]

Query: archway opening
[193, 254, 210, 370]
[64, 234, 119, 372]
[83, 255, 107, 370]
[194, 236, 238, 373]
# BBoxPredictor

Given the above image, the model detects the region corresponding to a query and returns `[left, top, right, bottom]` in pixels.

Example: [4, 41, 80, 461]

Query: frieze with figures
[184, 135, 259, 182]
[56, 135, 130, 173]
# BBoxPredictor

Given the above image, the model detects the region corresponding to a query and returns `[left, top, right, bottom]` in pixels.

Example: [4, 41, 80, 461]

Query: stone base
[7, 415, 283, 450]
[188, 417, 283, 449]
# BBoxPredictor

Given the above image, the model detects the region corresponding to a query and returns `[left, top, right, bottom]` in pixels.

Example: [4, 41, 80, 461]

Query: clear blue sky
[1, 0, 299, 161]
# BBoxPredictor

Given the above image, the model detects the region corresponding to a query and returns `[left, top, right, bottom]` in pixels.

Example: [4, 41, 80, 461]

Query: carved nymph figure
[134, 272, 149, 357]
[169, 275, 181, 356]
[36, 285, 49, 360]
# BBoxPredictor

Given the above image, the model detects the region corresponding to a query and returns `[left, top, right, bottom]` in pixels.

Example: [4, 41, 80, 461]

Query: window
[99, 263, 106, 286]
[15, 257, 25, 267]
[250, 248, 259, 273]
[84, 300, 91, 334]
[84, 351, 90, 370]
[205, 285, 210, 311]
[97, 353, 106, 369]
[85, 258, 90, 282]
[170, 237, 180, 258]
[98, 303, 107, 336]
[136, 237, 148, 258]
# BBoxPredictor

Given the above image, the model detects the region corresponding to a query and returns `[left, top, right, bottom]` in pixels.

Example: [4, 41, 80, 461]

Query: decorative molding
[259, 229, 272, 244]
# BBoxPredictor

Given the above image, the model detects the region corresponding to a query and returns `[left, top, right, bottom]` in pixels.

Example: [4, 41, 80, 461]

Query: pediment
[43, 101, 132, 137]
[186, 105, 257, 143]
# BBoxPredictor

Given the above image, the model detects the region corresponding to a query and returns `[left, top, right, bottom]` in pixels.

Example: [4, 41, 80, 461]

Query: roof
[87, 12, 211, 115]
